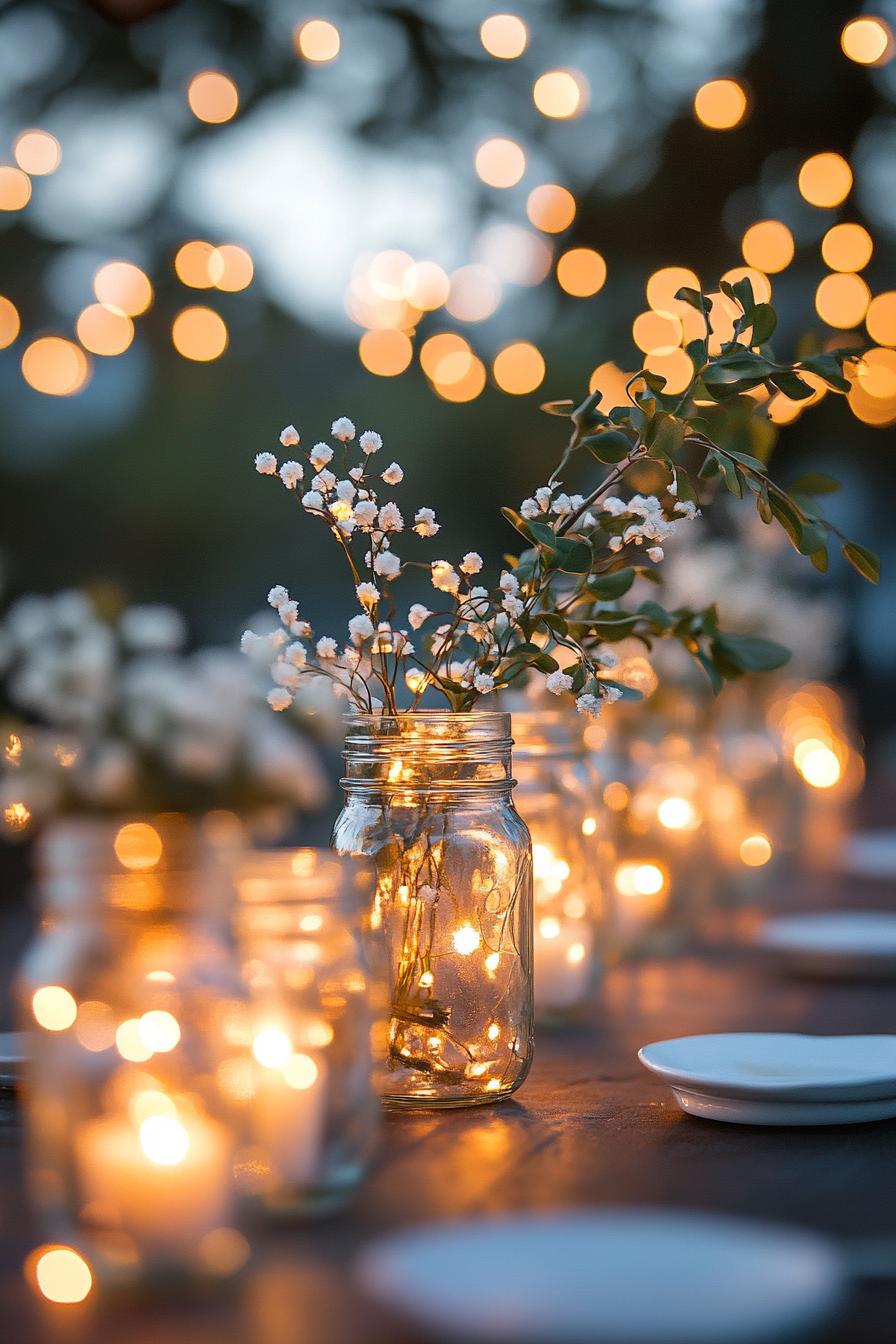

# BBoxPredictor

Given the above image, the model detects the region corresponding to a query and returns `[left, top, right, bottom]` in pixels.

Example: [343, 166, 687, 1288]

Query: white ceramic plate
[670, 1089, 896, 1127]
[357, 1210, 846, 1344]
[639, 1033, 896, 1102]
[0, 1030, 27, 1086]
[758, 912, 896, 978]
[839, 830, 896, 880]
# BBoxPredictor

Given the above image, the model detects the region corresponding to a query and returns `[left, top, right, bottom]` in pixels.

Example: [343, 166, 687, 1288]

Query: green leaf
[796, 519, 828, 557]
[750, 303, 777, 345]
[685, 338, 707, 367]
[757, 479, 773, 525]
[769, 370, 815, 401]
[676, 287, 712, 316]
[713, 632, 791, 672]
[637, 600, 675, 630]
[715, 454, 744, 498]
[582, 428, 633, 464]
[698, 452, 720, 480]
[588, 568, 635, 599]
[540, 399, 575, 418]
[786, 472, 841, 496]
[551, 537, 593, 574]
[501, 507, 535, 542]
[797, 354, 851, 394]
[672, 467, 698, 504]
[769, 495, 804, 552]
[539, 613, 569, 637]
[722, 447, 768, 472]
[526, 519, 559, 549]
[694, 650, 724, 693]
[842, 540, 881, 584]
[809, 544, 829, 573]
[645, 412, 685, 458]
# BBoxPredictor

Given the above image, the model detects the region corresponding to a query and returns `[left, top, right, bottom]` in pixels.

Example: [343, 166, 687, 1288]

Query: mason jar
[233, 848, 380, 1215]
[332, 712, 533, 1109]
[511, 710, 610, 1020]
[19, 815, 250, 1286]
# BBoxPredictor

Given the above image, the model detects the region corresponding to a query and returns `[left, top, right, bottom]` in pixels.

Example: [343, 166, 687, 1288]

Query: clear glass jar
[233, 848, 380, 1216]
[512, 711, 610, 1020]
[332, 712, 533, 1110]
[19, 816, 250, 1286]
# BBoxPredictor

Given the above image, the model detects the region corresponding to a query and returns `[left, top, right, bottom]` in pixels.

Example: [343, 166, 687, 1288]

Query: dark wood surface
[2, 879, 896, 1343]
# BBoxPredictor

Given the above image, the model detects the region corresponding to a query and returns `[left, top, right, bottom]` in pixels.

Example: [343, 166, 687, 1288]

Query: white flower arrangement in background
[0, 591, 329, 834]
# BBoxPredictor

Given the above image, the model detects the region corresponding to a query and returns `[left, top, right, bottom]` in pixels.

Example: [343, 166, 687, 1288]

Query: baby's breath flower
[576, 693, 602, 719]
[378, 501, 404, 532]
[520, 498, 539, 520]
[268, 585, 289, 609]
[302, 490, 324, 511]
[279, 425, 300, 447]
[272, 661, 302, 689]
[608, 536, 624, 553]
[602, 685, 623, 703]
[343, 646, 361, 670]
[289, 619, 312, 638]
[360, 429, 382, 455]
[408, 603, 431, 630]
[285, 642, 308, 668]
[374, 551, 401, 578]
[647, 546, 664, 562]
[602, 497, 627, 517]
[348, 466, 364, 482]
[381, 462, 403, 485]
[312, 469, 337, 494]
[255, 452, 278, 475]
[535, 486, 553, 511]
[667, 477, 679, 497]
[463, 587, 490, 617]
[545, 670, 573, 696]
[309, 443, 334, 471]
[674, 500, 700, 520]
[461, 551, 483, 574]
[348, 614, 374, 643]
[473, 672, 495, 693]
[240, 630, 261, 654]
[331, 417, 356, 442]
[499, 571, 519, 595]
[316, 636, 338, 659]
[278, 600, 299, 625]
[414, 507, 440, 538]
[353, 500, 377, 527]
[597, 650, 619, 668]
[431, 561, 460, 594]
[267, 687, 293, 711]
[356, 582, 380, 607]
[553, 493, 573, 516]
[502, 595, 524, 619]
[336, 479, 357, 502]
[279, 460, 304, 489]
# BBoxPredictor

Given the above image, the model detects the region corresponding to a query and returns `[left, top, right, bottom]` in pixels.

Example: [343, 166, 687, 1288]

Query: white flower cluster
[248, 416, 657, 719]
[518, 481, 700, 567]
[0, 592, 329, 826]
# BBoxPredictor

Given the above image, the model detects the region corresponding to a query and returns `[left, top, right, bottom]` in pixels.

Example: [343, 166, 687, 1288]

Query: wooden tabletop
[2, 891, 896, 1342]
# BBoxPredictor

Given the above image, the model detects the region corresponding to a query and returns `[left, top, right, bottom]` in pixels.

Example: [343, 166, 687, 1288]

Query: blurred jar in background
[512, 711, 610, 1019]
[233, 849, 379, 1217]
[19, 815, 251, 1286]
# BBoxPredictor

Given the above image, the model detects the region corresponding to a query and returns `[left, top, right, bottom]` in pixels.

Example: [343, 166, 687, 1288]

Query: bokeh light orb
[526, 184, 576, 233]
[175, 240, 217, 288]
[94, 261, 153, 316]
[866, 292, 896, 346]
[815, 271, 870, 328]
[492, 341, 545, 394]
[171, 307, 228, 361]
[209, 244, 254, 291]
[798, 153, 853, 208]
[841, 16, 893, 65]
[741, 220, 794, 273]
[358, 328, 412, 376]
[480, 14, 528, 59]
[474, 137, 526, 188]
[821, 223, 873, 272]
[76, 304, 134, 356]
[693, 79, 747, 129]
[295, 19, 341, 63]
[32, 1246, 92, 1304]
[14, 129, 60, 176]
[532, 69, 587, 118]
[0, 165, 32, 211]
[22, 338, 90, 396]
[557, 247, 607, 297]
[187, 71, 239, 124]
[0, 296, 21, 349]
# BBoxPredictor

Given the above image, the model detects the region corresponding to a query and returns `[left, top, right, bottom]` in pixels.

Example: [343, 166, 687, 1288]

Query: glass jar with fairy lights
[511, 710, 610, 1020]
[18, 815, 251, 1287]
[233, 848, 380, 1216]
[332, 711, 533, 1109]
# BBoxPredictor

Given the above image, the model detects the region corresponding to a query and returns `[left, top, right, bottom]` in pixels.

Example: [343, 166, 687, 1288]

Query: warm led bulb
[252, 1027, 292, 1069]
[139, 1115, 190, 1166]
[453, 925, 482, 955]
